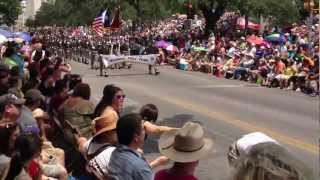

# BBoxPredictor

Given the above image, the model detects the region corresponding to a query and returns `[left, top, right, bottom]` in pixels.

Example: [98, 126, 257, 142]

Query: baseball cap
[0, 94, 25, 112]
[24, 89, 45, 102]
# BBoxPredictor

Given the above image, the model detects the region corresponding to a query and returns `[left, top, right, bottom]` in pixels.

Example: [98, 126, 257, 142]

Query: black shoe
[155, 71, 160, 75]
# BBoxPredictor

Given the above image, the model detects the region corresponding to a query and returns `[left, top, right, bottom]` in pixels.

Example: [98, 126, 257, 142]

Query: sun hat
[91, 111, 118, 138]
[159, 121, 213, 163]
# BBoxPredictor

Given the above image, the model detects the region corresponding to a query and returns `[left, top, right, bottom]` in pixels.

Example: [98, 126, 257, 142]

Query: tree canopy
[0, 0, 22, 26]
[31, 0, 306, 35]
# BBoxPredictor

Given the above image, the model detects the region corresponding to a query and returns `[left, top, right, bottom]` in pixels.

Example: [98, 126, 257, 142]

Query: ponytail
[93, 97, 109, 118]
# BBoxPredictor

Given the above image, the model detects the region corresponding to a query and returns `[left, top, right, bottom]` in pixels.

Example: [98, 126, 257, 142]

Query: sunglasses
[116, 95, 126, 99]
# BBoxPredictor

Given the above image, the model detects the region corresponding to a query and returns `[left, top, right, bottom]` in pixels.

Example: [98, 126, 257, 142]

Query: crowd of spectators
[132, 14, 320, 96]
[33, 12, 319, 96]
[0, 11, 317, 180]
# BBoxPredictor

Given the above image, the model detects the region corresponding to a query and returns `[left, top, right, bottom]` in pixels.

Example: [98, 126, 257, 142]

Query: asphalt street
[70, 61, 319, 180]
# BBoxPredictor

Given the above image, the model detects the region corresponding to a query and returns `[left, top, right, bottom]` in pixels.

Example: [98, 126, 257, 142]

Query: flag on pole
[92, 9, 107, 36]
[104, 9, 111, 28]
[110, 7, 123, 29]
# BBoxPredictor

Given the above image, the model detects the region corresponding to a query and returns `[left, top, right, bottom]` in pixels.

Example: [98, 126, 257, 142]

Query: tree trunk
[244, 15, 249, 36]
[199, 1, 227, 38]
[133, 0, 141, 25]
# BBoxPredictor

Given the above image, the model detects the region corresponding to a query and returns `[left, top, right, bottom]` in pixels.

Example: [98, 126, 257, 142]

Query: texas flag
[110, 7, 123, 29]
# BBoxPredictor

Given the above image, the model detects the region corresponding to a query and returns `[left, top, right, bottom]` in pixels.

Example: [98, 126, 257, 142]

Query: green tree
[33, 0, 302, 35]
[198, 0, 229, 37]
[25, 18, 36, 28]
[232, 0, 300, 27]
[0, 0, 22, 26]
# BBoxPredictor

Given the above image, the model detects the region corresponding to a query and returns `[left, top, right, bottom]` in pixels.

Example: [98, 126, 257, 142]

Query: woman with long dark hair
[4, 133, 42, 180]
[93, 84, 124, 118]
[93, 85, 174, 137]
[0, 123, 20, 179]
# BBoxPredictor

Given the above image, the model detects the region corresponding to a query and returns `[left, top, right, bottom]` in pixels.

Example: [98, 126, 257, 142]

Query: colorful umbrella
[14, 38, 24, 44]
[237, 17, 260, 31]
[265, 34, 286, 42]
[0, 28, 13, 38]
[155, 40, 171, 48]
[0, 34, 8, 44]
[14, 32, 32, 42]
[247, 35, 269, 46]
[166, 45, 179, 52]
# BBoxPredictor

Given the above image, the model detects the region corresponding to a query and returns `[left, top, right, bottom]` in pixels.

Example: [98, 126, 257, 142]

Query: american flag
[92, 10, 107, 36]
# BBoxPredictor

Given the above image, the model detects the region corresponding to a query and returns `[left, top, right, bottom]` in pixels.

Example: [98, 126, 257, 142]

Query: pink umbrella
[237, 18, 260, 31]
[155, 40, 171, 48]
[247, 35, 269, 46]
[166, 45, 178, 52]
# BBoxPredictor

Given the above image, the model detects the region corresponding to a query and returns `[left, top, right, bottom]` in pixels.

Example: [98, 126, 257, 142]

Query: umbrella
[265, 34, 286, 42]
[166, 45, 179, 52]
[237, 17, 260, 31]
[14, 32, 32, 42]
[14, 38, 24, 44]
[247, 35, 269, 46]
[247, 35, 263, 45]
[0, 28, 13, 38]
[193, 46, 209, 52]
[0, 34, 8, 44]
[155, 40, 171, 48]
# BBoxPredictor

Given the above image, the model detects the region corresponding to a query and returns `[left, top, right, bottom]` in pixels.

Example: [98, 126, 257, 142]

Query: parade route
[71, 61, 319, 180]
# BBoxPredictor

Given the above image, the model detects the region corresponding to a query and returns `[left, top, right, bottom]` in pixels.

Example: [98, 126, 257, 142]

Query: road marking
[122, 84, 318, 154]
[165, 96, 318, 154]
[193, 84, 262, 89]
[194, 84, 246, 88]
[84, 69, 318, 154]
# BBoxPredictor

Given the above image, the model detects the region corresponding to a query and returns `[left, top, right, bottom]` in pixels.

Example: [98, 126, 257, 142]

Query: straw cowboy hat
[159, 122, 213, 163]
[91, 111, 118, 138]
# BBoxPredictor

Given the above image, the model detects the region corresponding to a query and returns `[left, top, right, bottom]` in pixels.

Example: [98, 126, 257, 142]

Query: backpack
[85, 140, 114, 180]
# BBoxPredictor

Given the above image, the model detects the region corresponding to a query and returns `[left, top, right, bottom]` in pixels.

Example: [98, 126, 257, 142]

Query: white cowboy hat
[159, 122, 213, 163]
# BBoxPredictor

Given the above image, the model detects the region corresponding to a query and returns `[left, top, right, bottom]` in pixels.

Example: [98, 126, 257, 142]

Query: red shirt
[155, 169, 198, 180]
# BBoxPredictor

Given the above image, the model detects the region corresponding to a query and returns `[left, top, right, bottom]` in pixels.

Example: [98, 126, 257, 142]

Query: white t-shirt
[84, 138, 116, 179]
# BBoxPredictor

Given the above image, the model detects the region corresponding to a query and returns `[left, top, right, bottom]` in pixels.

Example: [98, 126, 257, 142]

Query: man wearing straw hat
[155, 121, 213, 180]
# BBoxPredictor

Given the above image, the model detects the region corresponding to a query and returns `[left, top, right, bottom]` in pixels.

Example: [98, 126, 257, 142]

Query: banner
[101, 54, 158, 68]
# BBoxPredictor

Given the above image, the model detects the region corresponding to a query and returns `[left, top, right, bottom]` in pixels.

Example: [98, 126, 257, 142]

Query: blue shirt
[108, 145, 153, 180]
[17, 106, 40, 134]
[10, 54, 24, 75]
